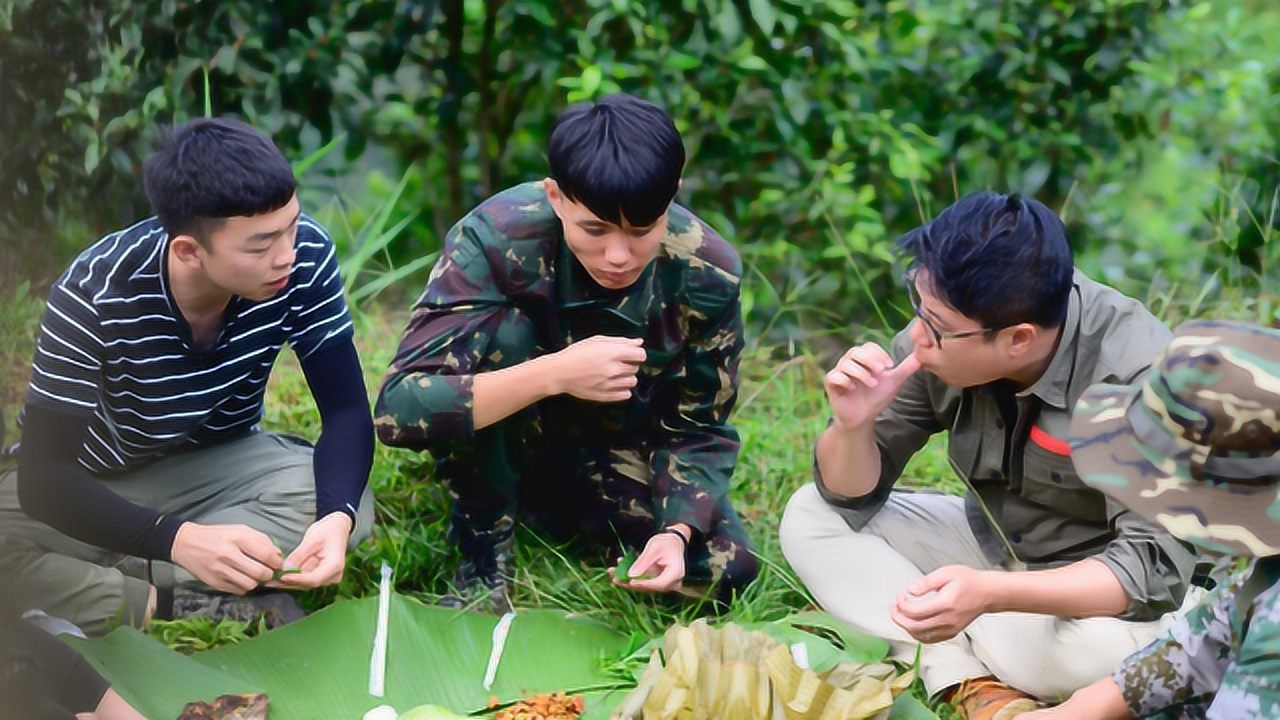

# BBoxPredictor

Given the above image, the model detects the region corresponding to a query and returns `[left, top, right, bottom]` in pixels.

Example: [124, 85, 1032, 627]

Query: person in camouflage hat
[375, 93, 759, 610]
[1017, 320, 1280, 719]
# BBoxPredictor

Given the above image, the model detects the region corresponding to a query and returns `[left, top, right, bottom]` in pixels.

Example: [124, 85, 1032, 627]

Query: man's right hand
[825, 343, 922, 430]
[170, 522, 284, 595]
[548, 335, 647, 402]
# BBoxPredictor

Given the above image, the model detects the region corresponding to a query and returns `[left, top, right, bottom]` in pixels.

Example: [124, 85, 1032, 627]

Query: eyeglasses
[904, 274, 1003, 348]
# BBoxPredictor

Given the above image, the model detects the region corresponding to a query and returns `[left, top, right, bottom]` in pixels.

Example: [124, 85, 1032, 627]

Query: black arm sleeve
[0, 615, 111, 716]
[299, 339, 374, 524]
[16, 405, 184, 561]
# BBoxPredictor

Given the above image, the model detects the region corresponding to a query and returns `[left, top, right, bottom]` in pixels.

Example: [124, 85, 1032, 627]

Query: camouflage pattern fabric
[456, 403, 758, 598]
[1070, 320, 1280, 558]
[1114, 556, 1280, 720]
[1072, 320, 1280, 717]
[375, 182, 757, 597]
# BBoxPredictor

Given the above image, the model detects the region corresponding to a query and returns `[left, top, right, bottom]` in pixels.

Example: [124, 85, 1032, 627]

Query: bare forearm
[987, 558, 1130, 617]
[814, 422, 881, 498]
[471, 355, 560, 430]
[1046, 678, 1131, 719]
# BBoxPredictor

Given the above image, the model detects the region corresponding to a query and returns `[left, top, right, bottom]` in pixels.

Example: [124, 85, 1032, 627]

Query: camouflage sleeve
[1113, 576, 1236, 716]
[1208, 574, 1280, 719]
[648, 290, 744, 535]
[1094, 501, 1198, 621]
[374, 221, 510, 450]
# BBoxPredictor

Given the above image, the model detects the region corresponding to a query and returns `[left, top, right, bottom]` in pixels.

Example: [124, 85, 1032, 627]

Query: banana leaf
[888, 694, 940, 719]
[746, 611, 891, 671]
[68, 593, 632, 719]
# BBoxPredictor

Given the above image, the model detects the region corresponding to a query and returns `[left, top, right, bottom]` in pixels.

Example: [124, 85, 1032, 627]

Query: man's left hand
[273, 512, 353, 589]
[613, 528, 688, 594]
[889, 565, 995, 643]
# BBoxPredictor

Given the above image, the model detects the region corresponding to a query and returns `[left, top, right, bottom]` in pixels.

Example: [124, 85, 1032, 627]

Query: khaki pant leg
[0, 470, 152, 635]
[966, 586, 1203, 702]
[0, 432, 375, 629]
[780, 484, 995, 695]
[780, 484, 1203, 701]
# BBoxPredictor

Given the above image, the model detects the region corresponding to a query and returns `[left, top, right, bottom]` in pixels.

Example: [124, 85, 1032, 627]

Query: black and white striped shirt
[26, 215, 354, 473]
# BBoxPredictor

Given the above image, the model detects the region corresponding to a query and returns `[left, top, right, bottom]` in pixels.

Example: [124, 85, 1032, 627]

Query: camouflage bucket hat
[1069, 320, 1280, 557]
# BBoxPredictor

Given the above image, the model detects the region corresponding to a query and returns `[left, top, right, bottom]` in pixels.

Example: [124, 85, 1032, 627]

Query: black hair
[547, 93, 684, 227]
[143, 117, 296, 243]
[899, 191, 1074, 330]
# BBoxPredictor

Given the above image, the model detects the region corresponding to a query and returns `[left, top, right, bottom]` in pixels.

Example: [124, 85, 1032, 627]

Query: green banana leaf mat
[68, 592, 938, 719]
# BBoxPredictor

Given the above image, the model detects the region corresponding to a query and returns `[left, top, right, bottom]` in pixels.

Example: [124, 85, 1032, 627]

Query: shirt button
[995, 419, 1005, 429]
[1051, 472, 1062, 484]
[1011, 532, 1023, 543]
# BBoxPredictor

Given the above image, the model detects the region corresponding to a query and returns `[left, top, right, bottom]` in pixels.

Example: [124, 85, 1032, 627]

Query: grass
[0, 287, 966, 712]
[262, 306, 963, 626]
[146, 616, 265, 655]
[263, 305, 965, 714]
[0, 281, 44, 426]
[0, 250, 1270, 716]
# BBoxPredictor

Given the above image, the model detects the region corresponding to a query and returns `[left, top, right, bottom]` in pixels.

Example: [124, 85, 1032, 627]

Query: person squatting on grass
[375, 93, 760, 611]
[0, 118, 375, 640]
[0, 406, 145, 720]
[779, 192, 1204, 719]
[1015, 320, 1280, 719]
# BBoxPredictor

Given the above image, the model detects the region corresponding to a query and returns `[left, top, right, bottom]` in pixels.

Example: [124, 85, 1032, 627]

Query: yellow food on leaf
[611, 621, 915, 720]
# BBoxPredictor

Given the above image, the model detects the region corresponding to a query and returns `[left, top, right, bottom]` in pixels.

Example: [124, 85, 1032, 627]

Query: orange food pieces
[492, 691, 585, 720]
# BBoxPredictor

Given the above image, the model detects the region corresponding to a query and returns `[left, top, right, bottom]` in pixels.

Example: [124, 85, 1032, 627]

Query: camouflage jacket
[1115, 556, 1280, 719]
[376, 182, 744, 534]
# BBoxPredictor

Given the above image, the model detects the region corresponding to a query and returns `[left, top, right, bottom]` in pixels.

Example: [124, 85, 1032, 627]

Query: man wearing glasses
[779, 192, 1199, 719]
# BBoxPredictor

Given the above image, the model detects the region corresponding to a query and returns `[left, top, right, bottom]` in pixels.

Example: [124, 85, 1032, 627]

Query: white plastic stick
[369, 562, 393, 697]
[483, 611, 516, 691]
[790, 642, 810, 670]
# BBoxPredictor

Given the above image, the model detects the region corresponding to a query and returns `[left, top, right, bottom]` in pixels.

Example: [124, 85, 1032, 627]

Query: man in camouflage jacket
[1018, 320, 1280, 719]
[375, 94, 758, 610]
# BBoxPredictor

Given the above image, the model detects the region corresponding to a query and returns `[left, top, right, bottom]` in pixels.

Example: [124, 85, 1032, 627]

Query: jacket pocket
[1019, 443, 1107, 522]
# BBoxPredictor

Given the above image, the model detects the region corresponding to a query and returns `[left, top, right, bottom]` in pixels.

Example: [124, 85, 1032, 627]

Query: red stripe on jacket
[1029, 425, 1072, 456]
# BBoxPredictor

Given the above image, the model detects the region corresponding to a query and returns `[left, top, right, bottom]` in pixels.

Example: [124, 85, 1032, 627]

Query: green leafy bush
[5, 0, 1277, 335]
[0, 0, 419, 233]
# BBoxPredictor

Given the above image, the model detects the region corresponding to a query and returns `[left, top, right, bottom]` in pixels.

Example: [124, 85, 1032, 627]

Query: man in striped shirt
[0, 118, 374, 635]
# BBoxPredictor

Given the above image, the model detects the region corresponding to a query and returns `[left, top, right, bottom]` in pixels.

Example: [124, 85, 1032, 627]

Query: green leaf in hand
[614, 550, 639, 584]
[271, 567, 302, 582]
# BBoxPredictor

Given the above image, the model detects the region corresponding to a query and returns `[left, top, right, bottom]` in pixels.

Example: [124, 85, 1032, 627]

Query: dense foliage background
[1, 2, 1277, 699]
[3, 0, 1276, 341]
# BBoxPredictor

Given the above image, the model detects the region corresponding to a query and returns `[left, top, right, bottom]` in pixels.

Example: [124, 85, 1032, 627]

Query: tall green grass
[0, 176, 1274, 717]
[0, 211, 1266, 621]
[0, 281, 44, 428]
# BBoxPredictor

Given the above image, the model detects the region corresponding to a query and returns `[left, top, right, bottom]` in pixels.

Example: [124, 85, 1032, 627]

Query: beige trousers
[0, 432, 374, 636]
[779, 483, 1194, 701]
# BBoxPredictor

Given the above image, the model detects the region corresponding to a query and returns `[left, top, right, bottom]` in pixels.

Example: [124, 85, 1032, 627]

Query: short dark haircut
[547, 93, 685, 227]
[899, 191, 1074, 330]
[143, 117, 296, 243]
